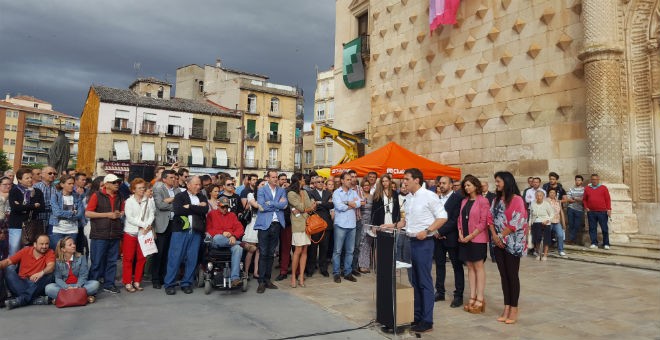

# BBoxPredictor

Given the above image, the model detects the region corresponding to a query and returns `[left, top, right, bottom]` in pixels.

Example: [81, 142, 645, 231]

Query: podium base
[380, 325, 409, 334]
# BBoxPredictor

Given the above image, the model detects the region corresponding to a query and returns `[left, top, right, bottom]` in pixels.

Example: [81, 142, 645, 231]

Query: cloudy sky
[0, 1, 336, 122]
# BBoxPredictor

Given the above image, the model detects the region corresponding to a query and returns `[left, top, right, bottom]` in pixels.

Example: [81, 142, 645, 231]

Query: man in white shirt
[391, 168, 447, 333]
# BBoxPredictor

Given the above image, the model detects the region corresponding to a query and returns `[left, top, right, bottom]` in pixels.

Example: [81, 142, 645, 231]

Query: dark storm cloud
[0, 0, 335, 119]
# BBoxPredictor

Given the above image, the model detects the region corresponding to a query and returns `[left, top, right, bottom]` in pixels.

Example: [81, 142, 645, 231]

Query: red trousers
[122, 233, 146, 285]
[279, 225, 292, 275]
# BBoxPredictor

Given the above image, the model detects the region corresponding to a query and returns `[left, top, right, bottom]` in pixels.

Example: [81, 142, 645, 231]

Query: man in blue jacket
[254, 169, 288, 294]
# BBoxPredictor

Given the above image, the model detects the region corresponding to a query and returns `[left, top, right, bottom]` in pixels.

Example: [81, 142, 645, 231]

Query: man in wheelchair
[205, 196, 244, 287]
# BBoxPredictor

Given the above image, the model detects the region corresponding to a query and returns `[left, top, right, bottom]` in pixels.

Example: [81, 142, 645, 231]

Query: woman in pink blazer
[458, 175, 493, 315]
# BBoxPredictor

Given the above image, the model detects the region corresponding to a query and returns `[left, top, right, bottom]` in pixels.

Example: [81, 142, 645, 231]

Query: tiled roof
[92, 86, 240, 118]
[0, 100, 75, 119]
[129, 77, 172, 88]
[12, 95, 50, 104]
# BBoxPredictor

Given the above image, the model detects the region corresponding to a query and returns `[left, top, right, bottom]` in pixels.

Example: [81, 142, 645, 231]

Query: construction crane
[313, 124, 369, 165]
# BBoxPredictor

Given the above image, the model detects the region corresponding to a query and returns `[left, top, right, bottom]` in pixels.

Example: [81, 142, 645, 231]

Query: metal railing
[111, 121, 133, 133]
[267, 133, 281, 143]
[138, 152, 159, 163]
[213, 131, 231, 142]
[189, 127, 208, 140]
[360, 34, 370, 61]
[213, 157, 231, 168]
[139, 122, 159, 135]
[165, 125, 184, 137]
[244, 159, 258, 169]
[187, 156, 206, 167]
[245, 133, 259, 141]
[267, 160, 281, 169]
[108, 150, 131, 161]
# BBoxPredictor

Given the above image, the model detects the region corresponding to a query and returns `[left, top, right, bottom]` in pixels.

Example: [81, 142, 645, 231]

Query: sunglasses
[225, 183, 235, 187]
[47, 172, 56, 175]
[219, 205, 228, 209]
[109, 180, 122, 185]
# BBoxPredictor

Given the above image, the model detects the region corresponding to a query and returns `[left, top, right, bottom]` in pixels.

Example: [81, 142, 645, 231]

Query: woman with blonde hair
[45, 236, 99, 303]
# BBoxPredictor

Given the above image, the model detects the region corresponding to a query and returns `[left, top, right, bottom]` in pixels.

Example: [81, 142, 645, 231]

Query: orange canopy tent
[330, 142, 461, 180]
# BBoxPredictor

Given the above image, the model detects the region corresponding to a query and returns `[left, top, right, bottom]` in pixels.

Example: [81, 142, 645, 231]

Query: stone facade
[176, 60, 303, 173]
[334, 0, 660, 239]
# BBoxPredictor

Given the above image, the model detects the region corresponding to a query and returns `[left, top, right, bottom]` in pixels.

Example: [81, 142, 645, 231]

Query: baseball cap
[218, 196, 230, 206]
[104, 174, 120, 183]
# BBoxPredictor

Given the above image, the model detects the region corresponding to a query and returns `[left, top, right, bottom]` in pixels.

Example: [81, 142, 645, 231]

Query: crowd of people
[0, 164, 612, 333]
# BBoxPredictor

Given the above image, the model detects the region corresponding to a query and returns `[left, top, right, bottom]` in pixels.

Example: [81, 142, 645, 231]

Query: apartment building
[77, 77, 241, 177]
[0, 95, 79, 170]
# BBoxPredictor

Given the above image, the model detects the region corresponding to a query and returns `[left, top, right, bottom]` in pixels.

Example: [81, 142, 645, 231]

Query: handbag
[21, 211, 45, 246]
[55, 287, 88, 308]
[238, 202, 253, 227]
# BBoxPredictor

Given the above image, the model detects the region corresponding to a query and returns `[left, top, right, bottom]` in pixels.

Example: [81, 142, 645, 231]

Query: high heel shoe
[463, 297, 476, 312]
[298, 276, 305, 287]
[505, 307, 518, 324]
[469, 299, 486, 314]
[290, 281, 297, 288]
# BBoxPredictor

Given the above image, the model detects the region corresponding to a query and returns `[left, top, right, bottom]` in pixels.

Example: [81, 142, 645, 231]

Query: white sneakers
[604, 245, 610, 250]
[589, 244, 598, 249]
[559, 251, 567, 257]
[541, 256, 548, 261]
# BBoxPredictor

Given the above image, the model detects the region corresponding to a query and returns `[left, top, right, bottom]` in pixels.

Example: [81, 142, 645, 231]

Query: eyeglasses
[47, 172, 56, 175]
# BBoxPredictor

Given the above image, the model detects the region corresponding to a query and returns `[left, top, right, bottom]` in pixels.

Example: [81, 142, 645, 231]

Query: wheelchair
[197, 243, 249, 294]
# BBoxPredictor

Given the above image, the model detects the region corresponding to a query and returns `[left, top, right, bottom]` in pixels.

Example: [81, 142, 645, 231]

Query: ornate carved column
[579, 0, 624, 182]
[579, 0, 638, 242]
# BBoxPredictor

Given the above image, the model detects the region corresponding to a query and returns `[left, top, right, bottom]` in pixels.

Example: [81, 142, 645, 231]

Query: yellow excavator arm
[316, 125, 368, 165]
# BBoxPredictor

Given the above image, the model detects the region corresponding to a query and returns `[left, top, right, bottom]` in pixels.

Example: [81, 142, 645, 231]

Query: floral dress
[491, 195, 528, 257]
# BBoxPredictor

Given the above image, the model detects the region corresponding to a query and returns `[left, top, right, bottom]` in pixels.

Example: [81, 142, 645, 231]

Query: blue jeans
[588, 211, 609, 246]
[410, 238, 435, 325]
[566, 208, 584, 242]
[4, 268, 53, 306]
[550, 223, 565, 252]
[332, 225, 356, 276]
[8, 228, 22, 257]
[212, 235, 243, 280]
[50, 233, 78, 250]
[89, 239, 120, 289]
[257, 223, 281, 284]
[164, 231, 201, 288]
[44, 280, 100, 300]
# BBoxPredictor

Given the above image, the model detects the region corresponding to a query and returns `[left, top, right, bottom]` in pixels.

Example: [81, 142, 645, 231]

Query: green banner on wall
[343, 37, 365, 89]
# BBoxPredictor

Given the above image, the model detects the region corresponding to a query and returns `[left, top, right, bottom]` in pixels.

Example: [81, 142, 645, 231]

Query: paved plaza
[1, 256, 658, 340]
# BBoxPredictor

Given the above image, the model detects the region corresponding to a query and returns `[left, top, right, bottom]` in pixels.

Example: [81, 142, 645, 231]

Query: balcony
[24, 131, 40, 140]
[111, 121, 133, 134]
[295, 137, 303, 144]
[213, 131, 231, 142]
[25, 118, 42, 126]
[187, 156, 206, 167]
[39, 134, 56, 141]
[244, 109, 259, 116]
[163, 155, 182, 165]
[268, 111, 282, 118]
[165, 125, 184, 137]
[139, 122, 159, 135]
[267, 160, 281, 169]
[244, 159, 259, 169]
[108, 150, 131, 161]
[212, 157, 231, 168]
[24, 146, 48, 154]
[138, 153, 160, 164]
[245, 132, 259, 142]
[267, 133, 281, 143]
[360, 34, 370, 61]
[189, 127, 208, 140]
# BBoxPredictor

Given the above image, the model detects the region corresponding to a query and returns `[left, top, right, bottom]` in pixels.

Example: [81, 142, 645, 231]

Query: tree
[0, 150, 11, 172]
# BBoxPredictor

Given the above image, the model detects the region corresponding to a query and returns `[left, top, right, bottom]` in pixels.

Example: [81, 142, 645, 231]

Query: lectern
[375, 228, 413, 331]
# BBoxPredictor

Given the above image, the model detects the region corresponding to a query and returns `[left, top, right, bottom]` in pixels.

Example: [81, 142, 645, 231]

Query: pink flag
[429, 0, 460, 31]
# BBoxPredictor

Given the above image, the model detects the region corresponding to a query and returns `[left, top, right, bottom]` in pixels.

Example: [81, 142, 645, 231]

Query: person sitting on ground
[45, 236, 99, 303]
[0, 234, 54, 309]
[205, 196, 245, 287]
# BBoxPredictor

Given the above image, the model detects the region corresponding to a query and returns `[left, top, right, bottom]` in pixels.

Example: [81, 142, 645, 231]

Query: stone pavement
[287, 256, 660, 339]
[1, 256, 658, 340]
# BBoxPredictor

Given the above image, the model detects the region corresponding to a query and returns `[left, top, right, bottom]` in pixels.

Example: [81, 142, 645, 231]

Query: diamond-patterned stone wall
[361, 0, 587, 178]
